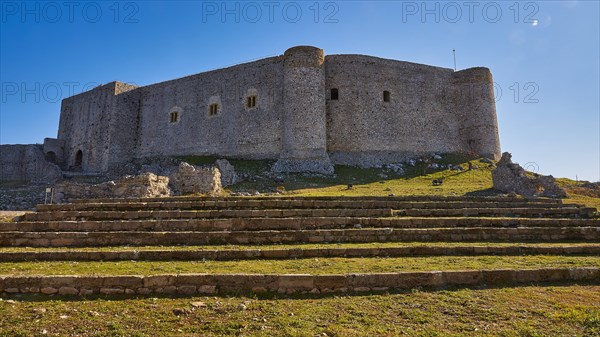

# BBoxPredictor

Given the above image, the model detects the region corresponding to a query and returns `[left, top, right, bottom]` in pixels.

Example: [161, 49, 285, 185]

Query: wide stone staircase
[0, 196, 599, 296]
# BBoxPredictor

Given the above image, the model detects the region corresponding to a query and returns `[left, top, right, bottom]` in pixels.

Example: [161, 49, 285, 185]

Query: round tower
[453, 67, 501, 160]
[273, 46, 334, 174]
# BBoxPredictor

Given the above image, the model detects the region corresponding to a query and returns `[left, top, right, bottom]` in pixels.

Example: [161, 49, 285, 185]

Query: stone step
[3, 217, 599, 232]
[1, 267, 598, 295]
[35, 200, 577, 212]
[394, 207, 596, 218]
[19, 208, 394, 222]
[19, 207, 596, 222]
[1, 227, 598, 247]
[68, 195, 564, 204]
[2, 244, 599, 262]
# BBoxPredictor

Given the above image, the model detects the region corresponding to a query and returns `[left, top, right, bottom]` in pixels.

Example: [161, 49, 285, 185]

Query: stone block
[444, 270, 483, 286]
[100, 288, 125, 295]
[278, 274, 314, 290]
[314, 275, 347, 289]
[58, 287, 79, 296]
[568, 268, 600, 281]
[143, 275, 175, 288]
[198, 285, 217, 294]
[515, 269, 543, 283]
[41, 287, 58, 294]
[79, 288, 94, 296]
[136, 288, 152, 295]
[177, 286, 197, 295]
[483, 269, 516, 285]
[156, 286, 177, 294]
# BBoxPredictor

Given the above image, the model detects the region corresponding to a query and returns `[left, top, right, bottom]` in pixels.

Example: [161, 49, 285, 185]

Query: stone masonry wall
[54, 46, 501, 173]
[0, 144, 62, 183]
[1, 268, 598, 296]
[57, 82, 138, 172]
[134, 56, 285, 161]
[325, 54, 500, 167]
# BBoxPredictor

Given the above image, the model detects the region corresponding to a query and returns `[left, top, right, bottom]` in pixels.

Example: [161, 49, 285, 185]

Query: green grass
[204, 155, 600, 213]
[0, 242, 598, 253]
[1, 255, 599, 276]
[0, 285, 599, 336]
[226, 155, 496, 198]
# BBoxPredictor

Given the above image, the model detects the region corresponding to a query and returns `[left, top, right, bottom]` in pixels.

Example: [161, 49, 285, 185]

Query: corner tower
[272, 46, 334, 174]
[453, 67, 501, 160]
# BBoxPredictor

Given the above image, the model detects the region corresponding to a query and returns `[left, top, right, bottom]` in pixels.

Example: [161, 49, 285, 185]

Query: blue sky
[1, 0, 598, 181]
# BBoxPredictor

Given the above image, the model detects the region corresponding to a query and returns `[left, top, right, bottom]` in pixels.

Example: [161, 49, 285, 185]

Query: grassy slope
[1, 285, 599, 336]
[212, 156, 599, 210]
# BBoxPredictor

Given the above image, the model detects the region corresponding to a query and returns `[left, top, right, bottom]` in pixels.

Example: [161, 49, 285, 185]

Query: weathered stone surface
[58, 287, 79, 295]
[53, 173, 170, 202]
[79, 288, 94, 296]
[0, 144, 62, 183]
[215, 159, 239, 187]
[169, 162, 222, 195]
[197, 285, 217, 294]
[492, 152, 566, 198]
[11, 46, 499, 177]
[100, 288, 124, 295]
[143, 275, 175, 288]
[444, 270, 483, 285]
[4, 268, 597, 296]
[40, 287, 58, 294]
[278, 274, 314, 290]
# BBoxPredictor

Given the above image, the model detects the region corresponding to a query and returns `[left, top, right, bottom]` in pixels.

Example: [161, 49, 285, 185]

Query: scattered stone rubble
[53, 161, 228, 203]
[169, 162, 222, 195]
[492, 152, 567, 198]
[215, 159, 239, 187]
[53, 173, 171, 203]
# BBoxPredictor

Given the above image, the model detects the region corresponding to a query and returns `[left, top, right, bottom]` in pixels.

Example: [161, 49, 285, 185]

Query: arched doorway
[74, 150, 83, 171]
[45, 151, 57, 164]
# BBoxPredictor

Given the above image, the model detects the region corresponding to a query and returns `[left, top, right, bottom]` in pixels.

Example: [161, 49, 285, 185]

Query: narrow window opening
[330, 88, 339, 100]
[74, 150, 83, 171]
[383, 90, 391, 103]
[169, 111, 179, 123]
[209, 103, 219, 116]
[246, 95, 257, 108]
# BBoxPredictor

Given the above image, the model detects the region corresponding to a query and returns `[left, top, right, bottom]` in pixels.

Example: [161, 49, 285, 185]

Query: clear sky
[1, 0, 598, 181]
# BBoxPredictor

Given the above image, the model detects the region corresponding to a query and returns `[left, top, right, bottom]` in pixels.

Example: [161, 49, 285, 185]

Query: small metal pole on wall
[453, 49, 457, 71]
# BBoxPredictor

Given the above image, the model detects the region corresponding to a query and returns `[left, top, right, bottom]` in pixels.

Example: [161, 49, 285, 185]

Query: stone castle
[2, 46, 501, 179]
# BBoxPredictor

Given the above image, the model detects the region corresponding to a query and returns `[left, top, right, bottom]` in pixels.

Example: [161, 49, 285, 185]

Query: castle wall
[106, 83, 142, 169]
[52, 46, 500, 174]
[324, 55, 500, 166]
[0, 144, 61, 183]
[134, 57, 285, 160]
[57, 83, 115, 172]
[325, 55, 459, 166]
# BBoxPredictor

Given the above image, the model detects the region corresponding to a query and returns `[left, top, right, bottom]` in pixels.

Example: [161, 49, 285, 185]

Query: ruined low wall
[0, 144, 62, 183]
[52, 173, 171, 202]
[1, 227, 597, 247]
[0, 268, 597, 296]
[1, 245, 598, 262]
